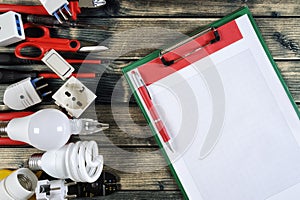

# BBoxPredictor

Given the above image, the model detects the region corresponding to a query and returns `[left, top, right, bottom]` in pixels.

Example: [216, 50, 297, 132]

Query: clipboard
[123, 6, 300, 200]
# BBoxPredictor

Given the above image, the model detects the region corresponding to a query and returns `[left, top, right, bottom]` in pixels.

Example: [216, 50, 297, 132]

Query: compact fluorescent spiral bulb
[0, 108, 104, 151]
[28, 140, 104, 183]
[0, 168, 38, 200]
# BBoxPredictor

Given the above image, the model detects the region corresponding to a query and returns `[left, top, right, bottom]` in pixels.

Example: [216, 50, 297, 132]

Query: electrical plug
[3, 77, 51, 110]
[39, 0, 72, 23]
[36, 179, 77, 200]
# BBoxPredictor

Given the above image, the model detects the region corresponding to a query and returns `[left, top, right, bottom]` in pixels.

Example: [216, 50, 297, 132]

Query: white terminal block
[52, 76, 97, 118]
[4, 77, 42, 110]
[0, 11, 25, 47]
[42, 49, 74, 80]
[0, 168, 38, 200]
[39, 0, 68, 15]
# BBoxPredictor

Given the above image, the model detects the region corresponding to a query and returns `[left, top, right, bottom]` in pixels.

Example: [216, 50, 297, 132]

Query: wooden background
[0, 0, 300, 199]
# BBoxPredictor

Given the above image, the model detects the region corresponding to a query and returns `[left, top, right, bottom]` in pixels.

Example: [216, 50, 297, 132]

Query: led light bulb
[0, 168, 38, 200]
[0, 108, 109, 151]
[28, 140, 104, 183]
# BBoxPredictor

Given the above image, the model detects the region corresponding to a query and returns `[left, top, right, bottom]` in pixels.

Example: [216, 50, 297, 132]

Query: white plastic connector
[0, 11, 25, 46]
[0, 168, 38, 200]
[39, 0, 71, 23]
[52, 76, 97, 118]
[3, 77, 50, 110]
[36, 179, 77, 200]
[42, 49, 74, 80]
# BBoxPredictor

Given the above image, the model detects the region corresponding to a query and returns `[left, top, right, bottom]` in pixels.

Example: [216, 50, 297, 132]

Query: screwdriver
[0, 53, 101, 65]
[0, 68, 102, 83]
[0, 54, 39, 65]
[26, 15, 108, 30]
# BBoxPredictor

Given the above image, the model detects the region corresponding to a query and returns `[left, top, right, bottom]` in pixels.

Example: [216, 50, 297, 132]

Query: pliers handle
[0, 111, 33, 146]
[0, 1, 81, 20]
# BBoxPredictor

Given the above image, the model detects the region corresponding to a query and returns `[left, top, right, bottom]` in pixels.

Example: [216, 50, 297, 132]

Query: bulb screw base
[28, 153, 43, 171]
[0, 121, 8, 136]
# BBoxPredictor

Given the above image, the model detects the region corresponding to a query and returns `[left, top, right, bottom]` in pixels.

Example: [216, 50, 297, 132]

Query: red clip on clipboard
[123, 6, 300, 200]
[138, 20, 242, 85]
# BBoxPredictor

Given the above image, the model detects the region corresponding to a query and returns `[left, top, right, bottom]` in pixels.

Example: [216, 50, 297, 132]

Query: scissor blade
[79, 46, 108, 52]
[79, 0, 106, 8]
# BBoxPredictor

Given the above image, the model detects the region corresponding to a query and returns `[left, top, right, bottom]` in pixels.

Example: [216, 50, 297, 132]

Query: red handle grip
[0, 4, 48, 15]
[0, 111, 33, 121]
[0, 138, 27, 146]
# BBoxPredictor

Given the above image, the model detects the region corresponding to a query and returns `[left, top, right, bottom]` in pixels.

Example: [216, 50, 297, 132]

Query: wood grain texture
[0, 18, 299, 60]
[1, 0, 300, 17]
[0, 62, 298, 105]
[0, 0, 299, 199]
[76, 191, 183, 200]
[0, 148, 180, 190]
[45, 18, 300, 59]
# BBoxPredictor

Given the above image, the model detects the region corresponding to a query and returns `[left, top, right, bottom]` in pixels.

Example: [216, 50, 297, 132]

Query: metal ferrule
[0, 121, 8, 136]
[28, 153, 43, 171]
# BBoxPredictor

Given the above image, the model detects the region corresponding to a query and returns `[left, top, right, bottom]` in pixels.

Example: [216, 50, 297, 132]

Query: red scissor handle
[15, 23, 81, 60]
[0, 2, 81, 20]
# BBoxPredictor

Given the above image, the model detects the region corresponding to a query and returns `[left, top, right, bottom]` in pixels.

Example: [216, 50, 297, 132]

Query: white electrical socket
[0, 11, 25, 46]
[52, 76, 97, 118]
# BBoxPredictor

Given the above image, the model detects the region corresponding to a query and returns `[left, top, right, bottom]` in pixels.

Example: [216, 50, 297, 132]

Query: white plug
[39, 0, 72, 23]
[0, 168, 38, 200]
[36, 179, 77, 200]
[0, 11, 25, 46]
[3, 77, 51, 110]
[52, 76, 97, 118]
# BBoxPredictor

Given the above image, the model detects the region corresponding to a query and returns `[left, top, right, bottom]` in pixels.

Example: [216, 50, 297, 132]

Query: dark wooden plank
[0, 147, 180, 190]
[37, 18, 300, 60]
[0, 61, 299, 105]
[0, 18, 299, 60]
[76, 191, 183, 200]
[1, 0, 299, 17]
[0, 17, 299, 59]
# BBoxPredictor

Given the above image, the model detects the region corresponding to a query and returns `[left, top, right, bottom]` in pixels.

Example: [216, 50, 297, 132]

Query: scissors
[14, 23, 108, 64]
[0, 111, 33, 146]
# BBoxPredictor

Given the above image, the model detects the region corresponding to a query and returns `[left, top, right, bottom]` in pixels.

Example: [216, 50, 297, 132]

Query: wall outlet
[52, 76, 97, 118]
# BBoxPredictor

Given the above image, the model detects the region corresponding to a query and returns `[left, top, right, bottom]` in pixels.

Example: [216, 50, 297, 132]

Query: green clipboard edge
[122, 6, 300, 200]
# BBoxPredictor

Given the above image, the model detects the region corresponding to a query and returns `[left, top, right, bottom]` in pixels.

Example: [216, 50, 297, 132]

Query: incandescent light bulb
[0, 108, 109, 151]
